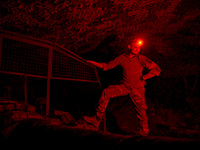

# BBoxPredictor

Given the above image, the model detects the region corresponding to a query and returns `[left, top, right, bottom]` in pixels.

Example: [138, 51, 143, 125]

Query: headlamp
[137, 40, 143, 46]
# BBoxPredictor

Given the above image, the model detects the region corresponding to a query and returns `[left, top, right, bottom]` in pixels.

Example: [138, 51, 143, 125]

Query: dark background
[0, 0, 200, 137]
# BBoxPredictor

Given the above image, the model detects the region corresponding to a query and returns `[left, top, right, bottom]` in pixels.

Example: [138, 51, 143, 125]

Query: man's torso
[119, 54, 145, 88]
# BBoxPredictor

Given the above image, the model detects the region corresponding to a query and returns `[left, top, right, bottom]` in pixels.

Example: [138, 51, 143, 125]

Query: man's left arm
[142, 58, 161, 81]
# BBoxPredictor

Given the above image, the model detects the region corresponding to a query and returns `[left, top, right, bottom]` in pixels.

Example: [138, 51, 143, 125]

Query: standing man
[84, 39, 161, 136]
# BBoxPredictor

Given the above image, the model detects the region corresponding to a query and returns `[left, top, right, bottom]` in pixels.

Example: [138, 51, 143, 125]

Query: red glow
[137, 40, 143, 46]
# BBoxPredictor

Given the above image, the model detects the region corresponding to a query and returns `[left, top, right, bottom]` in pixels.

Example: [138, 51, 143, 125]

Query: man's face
[128, 40, 141, 55]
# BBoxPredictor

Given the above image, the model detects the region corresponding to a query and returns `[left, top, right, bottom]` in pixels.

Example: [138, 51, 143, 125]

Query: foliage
[0, 0, 200, 77]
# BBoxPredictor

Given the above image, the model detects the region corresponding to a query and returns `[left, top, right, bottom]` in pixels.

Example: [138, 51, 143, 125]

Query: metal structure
[0, 30, 101, 116]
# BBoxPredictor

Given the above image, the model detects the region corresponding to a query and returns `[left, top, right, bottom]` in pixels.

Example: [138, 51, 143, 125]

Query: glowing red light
[138, 40, 143, 46]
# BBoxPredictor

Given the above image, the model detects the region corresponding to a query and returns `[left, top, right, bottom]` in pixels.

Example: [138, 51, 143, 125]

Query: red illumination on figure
[85, 38, 161, 136]
[128, 39, 143, 55]
[127, 39, 143, 55]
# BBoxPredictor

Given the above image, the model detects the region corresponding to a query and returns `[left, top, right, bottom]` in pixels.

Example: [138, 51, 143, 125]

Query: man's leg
[83, 84, 129, 127]
[129, 87, 149, 136]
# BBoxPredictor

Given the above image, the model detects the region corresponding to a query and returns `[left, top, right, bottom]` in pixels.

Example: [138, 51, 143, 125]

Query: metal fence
[0, 30, 101, 116]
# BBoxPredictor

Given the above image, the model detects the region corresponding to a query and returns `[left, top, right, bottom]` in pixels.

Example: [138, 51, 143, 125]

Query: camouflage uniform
[85, 53, 161, 136]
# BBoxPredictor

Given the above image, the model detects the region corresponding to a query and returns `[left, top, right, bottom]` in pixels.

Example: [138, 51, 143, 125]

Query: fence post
[46, 47, 53, 116]
[0, 35, 2, 68]
[24, 75, 28, 118]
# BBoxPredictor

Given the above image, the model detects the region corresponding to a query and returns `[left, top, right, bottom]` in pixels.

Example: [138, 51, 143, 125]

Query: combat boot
[83, 115, 100, 129]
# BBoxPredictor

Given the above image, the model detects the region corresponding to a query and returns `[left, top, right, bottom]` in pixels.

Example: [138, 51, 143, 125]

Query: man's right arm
[86, 60, 104, 69]
[86, 55, 122, 71]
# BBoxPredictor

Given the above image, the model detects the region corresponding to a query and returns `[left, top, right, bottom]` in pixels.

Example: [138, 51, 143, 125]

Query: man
[84, 39, 161, 136]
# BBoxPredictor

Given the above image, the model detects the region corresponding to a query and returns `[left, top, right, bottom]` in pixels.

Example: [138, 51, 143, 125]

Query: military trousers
[96, 84, 149, 134]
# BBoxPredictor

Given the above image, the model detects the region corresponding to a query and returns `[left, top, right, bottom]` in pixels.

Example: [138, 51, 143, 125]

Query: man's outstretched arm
[87, 55, 121, 71]
[86, 60, 104, 69]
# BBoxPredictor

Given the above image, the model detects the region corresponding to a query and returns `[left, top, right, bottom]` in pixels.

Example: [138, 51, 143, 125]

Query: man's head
[128, 39, 143, 55]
